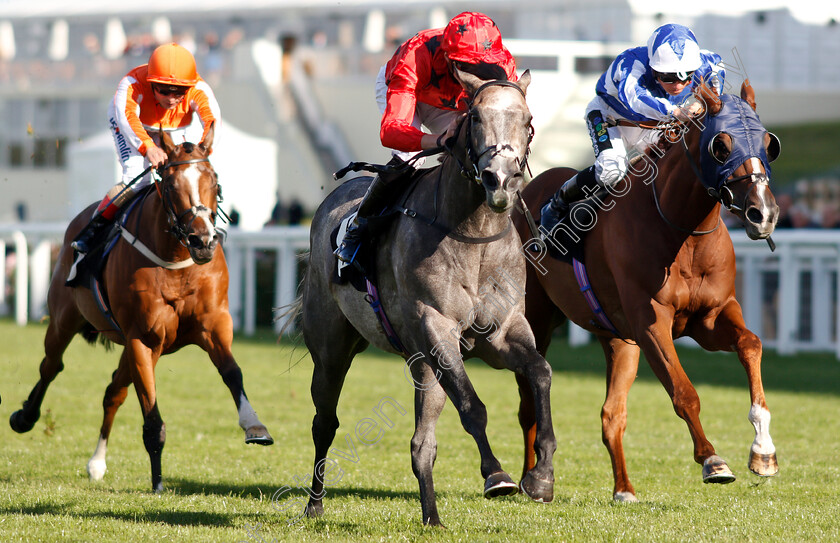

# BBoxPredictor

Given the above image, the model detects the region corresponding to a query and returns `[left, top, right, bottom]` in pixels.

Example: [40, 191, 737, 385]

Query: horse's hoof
[702, 455, 736, 484]
[87, 458, 107, 481]
[519, 471, 554, 503]
[245, 425, 274, 446]
[484, 471, 518, 499]
[305, 501, 323, 518]
[748, 451, 779, 477]
[153, 482, 164, 494]
[9, 409, 38, 433]
[424, 518, 446, 529]
[613, 491, 638, 503]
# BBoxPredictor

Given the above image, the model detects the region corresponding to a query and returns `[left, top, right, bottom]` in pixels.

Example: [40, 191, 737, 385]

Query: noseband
[158, 156, 218, 245]
[456, 80, 534, 184]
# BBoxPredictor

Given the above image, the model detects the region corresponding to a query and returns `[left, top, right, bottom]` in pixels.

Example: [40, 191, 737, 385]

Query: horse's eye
[708, 132, 730, 165]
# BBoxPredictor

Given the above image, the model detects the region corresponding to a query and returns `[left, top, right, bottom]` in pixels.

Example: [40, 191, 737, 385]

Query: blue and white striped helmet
[647, 24, 702, 80]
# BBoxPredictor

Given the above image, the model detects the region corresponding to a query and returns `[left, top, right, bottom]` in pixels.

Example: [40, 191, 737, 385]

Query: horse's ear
[696, 80, 722, 116]
[516, 70, 531, 95]
[159, 126, 176, 156]
[452, 63, 483, 97]
[200, 121, 215, 154]
[741, 79, 757, 111]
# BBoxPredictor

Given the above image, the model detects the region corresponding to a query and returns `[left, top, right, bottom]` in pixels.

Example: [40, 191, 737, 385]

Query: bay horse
[513, 81, 780, 502]
[297, 67, 555, 526]
[9, 124, 273, 492]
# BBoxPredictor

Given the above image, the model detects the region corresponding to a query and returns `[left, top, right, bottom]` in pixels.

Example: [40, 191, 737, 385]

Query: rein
[392, 168, 514, 244]
[648, 137, 721, 236]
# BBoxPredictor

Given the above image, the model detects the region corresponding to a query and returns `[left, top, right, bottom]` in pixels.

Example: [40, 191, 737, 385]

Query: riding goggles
[153, 84, 189, 97]
[654, 70, 694, 84]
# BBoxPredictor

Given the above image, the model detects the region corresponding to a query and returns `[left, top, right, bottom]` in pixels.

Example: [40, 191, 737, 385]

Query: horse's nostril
[505, 173, 523, 192]
[481, 170, 499, 189]
[187, 235, 204, 249]
[746, 207, 764, 224]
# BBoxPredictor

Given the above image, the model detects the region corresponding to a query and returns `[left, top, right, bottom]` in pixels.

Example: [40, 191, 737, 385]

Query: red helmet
[147, 43, 199, 86]
[441, 12, 508, 64]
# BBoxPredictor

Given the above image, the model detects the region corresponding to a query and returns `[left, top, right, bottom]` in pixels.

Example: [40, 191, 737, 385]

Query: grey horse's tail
[274, 250, 309, 338]
[275, 295, 303, 338]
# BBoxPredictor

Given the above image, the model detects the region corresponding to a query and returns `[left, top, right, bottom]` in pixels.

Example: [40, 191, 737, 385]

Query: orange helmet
[441, 12, 508, 65]
[147, 43, 198, 86]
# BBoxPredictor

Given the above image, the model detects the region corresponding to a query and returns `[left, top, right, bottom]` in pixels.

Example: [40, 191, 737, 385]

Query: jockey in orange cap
[335, 11, 517, 265]
[72, 43, 221, 254]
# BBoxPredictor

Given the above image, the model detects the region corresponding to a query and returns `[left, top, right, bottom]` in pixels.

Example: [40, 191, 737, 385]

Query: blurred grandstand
[1, 0, 839, 226]
[3, 1, 840, 347]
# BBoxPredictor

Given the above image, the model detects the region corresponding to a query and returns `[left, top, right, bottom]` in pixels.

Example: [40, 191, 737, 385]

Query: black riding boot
[335, 173, 400, 264]
[71, 214, 112, 254]
[539, 165, 598, 233]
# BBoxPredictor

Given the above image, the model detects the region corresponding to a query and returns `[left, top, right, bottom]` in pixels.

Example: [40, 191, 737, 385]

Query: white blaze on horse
[10, 124, 273, 492]
[514, 80, 780, 502]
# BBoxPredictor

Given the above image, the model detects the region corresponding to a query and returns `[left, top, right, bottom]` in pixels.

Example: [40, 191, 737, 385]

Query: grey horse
[297, 67, 556, 526]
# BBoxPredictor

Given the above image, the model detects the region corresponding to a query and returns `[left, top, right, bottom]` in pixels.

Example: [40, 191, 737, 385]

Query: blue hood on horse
[699, 93, 772, 191]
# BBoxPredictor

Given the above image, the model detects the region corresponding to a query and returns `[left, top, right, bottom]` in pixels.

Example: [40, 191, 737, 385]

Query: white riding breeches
[584, 96, 662, 189]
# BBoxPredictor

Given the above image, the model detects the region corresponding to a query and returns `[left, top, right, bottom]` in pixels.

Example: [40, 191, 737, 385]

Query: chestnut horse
[10, 124, 273, 491]
[298, 68, 555, 526]
[514, 81, 780, 502]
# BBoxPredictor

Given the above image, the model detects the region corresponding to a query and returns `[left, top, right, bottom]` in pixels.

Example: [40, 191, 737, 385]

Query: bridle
[637, 108, 770, 237]
[451, 79, 534, 185]
[157, 156, 219, 246]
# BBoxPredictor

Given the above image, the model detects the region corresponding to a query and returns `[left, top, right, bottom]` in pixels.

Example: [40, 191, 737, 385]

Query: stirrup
[335, 241, 361, 264]
[335, 228, 363, 264]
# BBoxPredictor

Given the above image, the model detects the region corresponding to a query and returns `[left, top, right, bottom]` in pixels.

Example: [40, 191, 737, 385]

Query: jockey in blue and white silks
[540, 23, 725, 235]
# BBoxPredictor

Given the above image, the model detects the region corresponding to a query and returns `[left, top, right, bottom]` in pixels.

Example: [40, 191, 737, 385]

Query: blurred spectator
[789, 203, 819, 228]
[821, 205, 840, 229]
[176, 31, 197, 55]
[200, 31, 223, 85]
[775, 193, 793, 229]
[222, 27, 244, 50]
[229, 207, 240, 226]
[266, 197, 285, 226]
[288, 200, 303, 225]
[83, 33, 101, 56]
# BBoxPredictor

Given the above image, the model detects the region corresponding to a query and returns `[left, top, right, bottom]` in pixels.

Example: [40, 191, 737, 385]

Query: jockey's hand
[145, 145, 168, 168]
[672, 99, 703, 122]
[422, 114, 464, 150]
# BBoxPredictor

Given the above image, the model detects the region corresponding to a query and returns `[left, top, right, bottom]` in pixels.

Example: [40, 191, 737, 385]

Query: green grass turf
[1, 318, 838, 542]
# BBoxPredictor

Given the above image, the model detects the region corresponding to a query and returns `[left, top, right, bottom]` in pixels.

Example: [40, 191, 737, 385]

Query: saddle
[331, 162, 424, 291]
[64, 187, 154, 336]
[66, 186, 154, 288]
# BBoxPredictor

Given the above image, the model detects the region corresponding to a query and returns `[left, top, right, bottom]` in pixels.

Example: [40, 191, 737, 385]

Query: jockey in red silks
[72, 43, 221, 254]
[335, 11, 518, 265]
[539, 23, 725, 235]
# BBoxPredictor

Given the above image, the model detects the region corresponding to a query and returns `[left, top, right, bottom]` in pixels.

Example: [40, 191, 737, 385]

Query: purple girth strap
[365, 279, 411, 357]
[572, 257, 621, 337]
